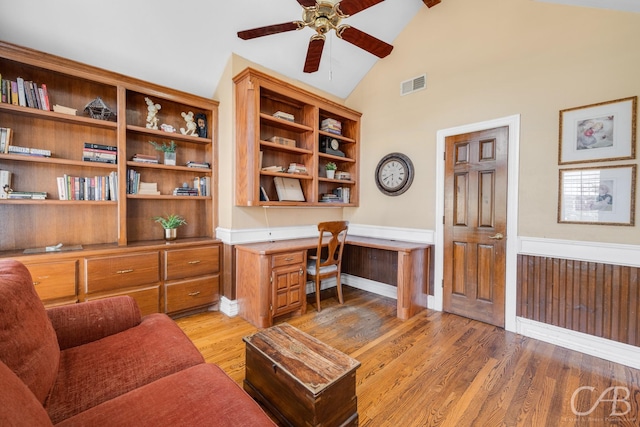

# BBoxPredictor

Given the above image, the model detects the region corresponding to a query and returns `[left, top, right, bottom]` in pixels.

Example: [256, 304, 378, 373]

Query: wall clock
[375, 152, 414, 196]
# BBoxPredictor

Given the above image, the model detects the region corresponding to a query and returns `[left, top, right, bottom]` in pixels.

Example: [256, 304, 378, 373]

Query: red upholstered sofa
[0, 259, 275, 426]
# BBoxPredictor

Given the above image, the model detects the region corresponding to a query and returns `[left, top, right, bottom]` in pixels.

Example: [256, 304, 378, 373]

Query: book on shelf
[185, 161, 211, 169]
[269, 136, 296, 147]
[7, 145, 51, 157]
[10, 81, 18, 105]
[260, 186, 269, 201]
[52, 104, 77, 116]
[335, 171, 351, 180]
[131, 153, 159, 164]
[127, 169, 141, 194]
[84, 142, 117, 152]
[273, 177, 305, 201]
[287, 163, 308, 174]
[6, 191, 47, 200]
[0, 127, 13, 153]
[57, 174, 116, 201]
[83, 146, 117, 164]
[0, 169, 12, 199]
[173, 187, 200, 196]
[273, 111, 295, 122]
[16, 77, 26, 107]
[261, 165, 285, 173]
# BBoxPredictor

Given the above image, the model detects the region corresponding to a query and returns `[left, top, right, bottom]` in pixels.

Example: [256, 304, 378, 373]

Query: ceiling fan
[237, 0, 394, 73]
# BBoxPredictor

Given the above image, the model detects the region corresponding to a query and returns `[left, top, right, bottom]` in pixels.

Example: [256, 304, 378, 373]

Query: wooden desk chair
[307, 221, 349, 312]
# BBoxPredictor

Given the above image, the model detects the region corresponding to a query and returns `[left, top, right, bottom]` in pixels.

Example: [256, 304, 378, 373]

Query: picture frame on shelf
[558, 96, 637, 165]
[558, 164, 636, 226]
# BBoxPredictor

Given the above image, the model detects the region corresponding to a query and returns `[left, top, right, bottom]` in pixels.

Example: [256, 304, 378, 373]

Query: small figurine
[180, 111, 198, 136]
[145, 97, 161, 130]
[195, 112, 207, 138]
[160, 123, 176, 133]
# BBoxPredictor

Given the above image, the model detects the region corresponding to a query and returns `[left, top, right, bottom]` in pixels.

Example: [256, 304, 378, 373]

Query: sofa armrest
[46, 296, 142, 350]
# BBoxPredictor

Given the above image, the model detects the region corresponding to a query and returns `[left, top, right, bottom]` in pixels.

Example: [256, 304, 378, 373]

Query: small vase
[164, 152, 176, 166]
[164, 228, 177, 241]
[326, 170, 335, 179]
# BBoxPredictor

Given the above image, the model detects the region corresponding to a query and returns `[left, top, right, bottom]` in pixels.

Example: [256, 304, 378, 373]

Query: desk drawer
[85, 285, 160, 317]
[85, 252, 160, 293]
[26, 260, 78, 302]
[164, 246, 220, 280]
[165, 275, 219, 313]
[272, 251, 305, 268]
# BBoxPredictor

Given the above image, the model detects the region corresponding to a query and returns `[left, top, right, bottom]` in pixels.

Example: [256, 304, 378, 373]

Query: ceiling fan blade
[337, 0, 384, 16]
[304, 37, 325, 73]
[338, 26, 393, 58]
[296, 0, 317, 7]
[423, 0, 441, 7]
[237, 22, 300, 40]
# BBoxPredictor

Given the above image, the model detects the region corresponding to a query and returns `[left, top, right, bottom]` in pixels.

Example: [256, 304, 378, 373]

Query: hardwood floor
[175, 287, 640, 426]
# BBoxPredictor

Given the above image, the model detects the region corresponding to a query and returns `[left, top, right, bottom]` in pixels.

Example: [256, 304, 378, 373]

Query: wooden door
[443, 127, 508, 327]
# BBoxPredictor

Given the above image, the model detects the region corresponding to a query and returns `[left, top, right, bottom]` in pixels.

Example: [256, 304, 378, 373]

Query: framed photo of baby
[558, 96, 636, 164]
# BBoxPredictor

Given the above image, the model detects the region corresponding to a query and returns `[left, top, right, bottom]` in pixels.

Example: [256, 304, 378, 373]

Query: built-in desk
[235, 236, 430, 328]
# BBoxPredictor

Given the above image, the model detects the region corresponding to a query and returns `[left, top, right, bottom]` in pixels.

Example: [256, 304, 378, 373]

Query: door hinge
[443, 215, 445, 224]
[441, 279, 444, 288]
[443, 152, 446, 161]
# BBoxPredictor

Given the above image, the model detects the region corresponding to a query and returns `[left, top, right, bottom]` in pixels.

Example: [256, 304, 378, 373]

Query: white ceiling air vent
[400, 74, 427, 96]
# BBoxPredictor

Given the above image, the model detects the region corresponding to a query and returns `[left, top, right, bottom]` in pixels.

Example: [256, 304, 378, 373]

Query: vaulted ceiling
[0, 0, 636, 100]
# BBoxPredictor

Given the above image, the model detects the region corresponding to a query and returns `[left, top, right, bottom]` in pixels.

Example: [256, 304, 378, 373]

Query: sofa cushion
[0, 361, 54, 427]
[56, 363, 276, 427]
[46, 313, 205, 424]
[0, 259, 60, 405]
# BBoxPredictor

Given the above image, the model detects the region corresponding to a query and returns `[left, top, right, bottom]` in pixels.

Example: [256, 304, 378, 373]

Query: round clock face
[330, 138, 340, 150]
[375, 153, 414, 196]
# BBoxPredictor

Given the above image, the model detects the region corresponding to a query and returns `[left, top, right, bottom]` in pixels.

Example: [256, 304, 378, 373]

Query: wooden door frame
[434, 115, 520, 332]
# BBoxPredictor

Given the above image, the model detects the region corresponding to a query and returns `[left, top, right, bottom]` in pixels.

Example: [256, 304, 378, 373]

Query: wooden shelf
[234, 67, 360, 207]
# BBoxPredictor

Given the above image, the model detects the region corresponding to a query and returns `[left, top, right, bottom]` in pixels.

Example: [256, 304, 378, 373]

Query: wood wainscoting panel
[517, 254, 639, 347]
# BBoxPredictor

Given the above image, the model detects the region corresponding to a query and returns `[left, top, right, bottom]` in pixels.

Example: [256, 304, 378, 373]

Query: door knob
[488, 233, 504, 240]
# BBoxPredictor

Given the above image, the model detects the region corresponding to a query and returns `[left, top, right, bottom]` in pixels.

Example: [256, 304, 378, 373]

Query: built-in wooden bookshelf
[0, 41, 220, 316]
[234, 67, 360, 207]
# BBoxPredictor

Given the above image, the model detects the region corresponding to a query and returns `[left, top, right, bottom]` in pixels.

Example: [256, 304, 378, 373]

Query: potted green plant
[152, 213, 187, 241]
[325, 162, 337, 179]
[149, 140, 177, 165]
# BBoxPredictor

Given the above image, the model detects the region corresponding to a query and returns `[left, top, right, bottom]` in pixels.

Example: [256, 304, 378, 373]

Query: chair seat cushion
[56, 364, 276, 427]
[45, 313, 205, 424]
[306, 261, 338, 276]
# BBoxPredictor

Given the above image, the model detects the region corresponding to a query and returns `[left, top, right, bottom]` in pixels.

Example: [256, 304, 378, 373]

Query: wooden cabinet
[23, 259, 78, 306]
[0, 42, 221, 314]
[0, 41, 218, 253]
[234, 67, 360, 207]
[163, 245, 220, 315]
[236, 245, 307, 328]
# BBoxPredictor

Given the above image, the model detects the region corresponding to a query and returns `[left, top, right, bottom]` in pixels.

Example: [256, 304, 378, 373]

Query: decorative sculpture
[180, 111, 198, 136]
[83, 97, 114, 121]
[145, 97, 161, 130]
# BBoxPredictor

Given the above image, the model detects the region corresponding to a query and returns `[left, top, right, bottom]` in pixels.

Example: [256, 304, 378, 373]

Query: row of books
[6, 145, 51, 157]
[83, 143, 117, 164]
[131, 153, 159, 164]
[57, 172, 118, 201]
[0, 76, 50, 110]
[320, 187, 350, 203]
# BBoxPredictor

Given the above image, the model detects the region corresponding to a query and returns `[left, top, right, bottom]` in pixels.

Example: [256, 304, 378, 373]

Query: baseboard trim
[516, 317, 640, 369]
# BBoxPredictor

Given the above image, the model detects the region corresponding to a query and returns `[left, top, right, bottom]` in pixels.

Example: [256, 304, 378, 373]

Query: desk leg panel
[236, 250, 272, 328]
[397, 248, 429, 320]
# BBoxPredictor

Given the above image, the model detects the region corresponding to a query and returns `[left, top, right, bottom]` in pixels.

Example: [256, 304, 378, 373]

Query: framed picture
[558, 96, 636, 164]
[558, 165, 636, 225]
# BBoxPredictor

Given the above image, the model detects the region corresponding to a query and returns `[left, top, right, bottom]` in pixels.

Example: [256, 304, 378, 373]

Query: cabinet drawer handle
[188, 291, 201, 297]
[284, 257, 294, 261]
[33, 281, 40, 286]
[116, 269, 134, 274]
[187, 260, 201, 264]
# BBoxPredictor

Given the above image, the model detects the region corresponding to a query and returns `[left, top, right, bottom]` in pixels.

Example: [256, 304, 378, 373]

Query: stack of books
[261, 165, 285, 173]
[0, 77, 50, 110]
[320, 193, 341, 203]
[287, 163, 308, 175]
[173, 186, 200, 196]
[273, 111, 295, 122]
[321, 118, 342, 135]
[186, 161, 211, 169]
[0, 127, 13, 153]
[137, 182, 160, 195]
[83, 143, 116, 164]
[269, 136, 296, 147]
[6, 191, 47, 200]
[52, 105, 77, 115]
[7, 145, 51, 157]
[131, 153, 159, 164]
